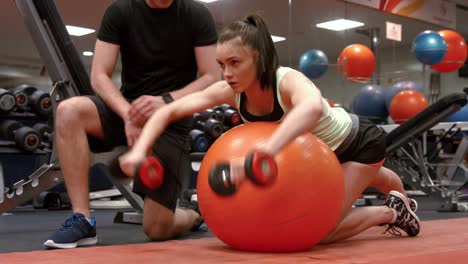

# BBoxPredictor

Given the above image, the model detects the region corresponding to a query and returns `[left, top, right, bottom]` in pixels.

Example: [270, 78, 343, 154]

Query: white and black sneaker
[383, 190, 421, 237]
[409, 198, 418, 212]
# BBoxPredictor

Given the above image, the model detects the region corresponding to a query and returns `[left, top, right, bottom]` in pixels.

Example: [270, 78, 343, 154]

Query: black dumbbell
[14, 84, 52, 116]
[190, 129, 210, 152]
[213, 104, 242, 127]
[213, 104, 234, 113]
[13, 84, 37, 109]
[0, 88, 16, 114]
[33, 123, 53, 145]
[223, 108, 242, 127]
[0, 120, 41, 151]
[208, 151, 278, 196]
[194, 117, 223, 139]
[195, 109, 217, 122]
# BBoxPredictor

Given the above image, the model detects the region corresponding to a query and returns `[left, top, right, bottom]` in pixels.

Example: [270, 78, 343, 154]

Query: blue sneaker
[44, 213, 97, 249]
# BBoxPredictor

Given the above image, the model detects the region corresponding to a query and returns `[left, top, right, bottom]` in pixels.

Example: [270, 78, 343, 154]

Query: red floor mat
[2, 218, 468, 264]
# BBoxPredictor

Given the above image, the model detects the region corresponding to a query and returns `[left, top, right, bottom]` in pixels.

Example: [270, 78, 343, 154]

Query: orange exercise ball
[338, 44, 376, 82]
[431, 30, 467, 73]
[389, 90, 429, 124]
[197, 122, 345, 252]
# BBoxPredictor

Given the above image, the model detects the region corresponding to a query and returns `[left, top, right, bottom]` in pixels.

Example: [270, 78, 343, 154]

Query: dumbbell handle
[208, 151, 278, 196]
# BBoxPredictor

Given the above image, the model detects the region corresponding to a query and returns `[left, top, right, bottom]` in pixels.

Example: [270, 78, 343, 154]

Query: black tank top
[238, 85, 285, 122]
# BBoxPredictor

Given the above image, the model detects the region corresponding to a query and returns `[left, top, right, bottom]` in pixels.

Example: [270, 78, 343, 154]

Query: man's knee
[143, 213, 174, 241]
[142, 199, 176, 241]
[56, 97, 102, 136]
[56, 97, 92, 122]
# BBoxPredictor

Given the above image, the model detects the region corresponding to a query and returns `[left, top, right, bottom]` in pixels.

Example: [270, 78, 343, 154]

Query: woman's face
[216, 37, 258, 93]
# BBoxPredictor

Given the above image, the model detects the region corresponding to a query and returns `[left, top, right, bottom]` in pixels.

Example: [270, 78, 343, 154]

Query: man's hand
[128, 95, 166, 126]
[124, 117, 142, 148]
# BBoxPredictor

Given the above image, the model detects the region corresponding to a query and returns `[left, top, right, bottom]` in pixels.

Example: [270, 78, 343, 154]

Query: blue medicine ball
[446, 104, 468, 122]
[352, 85, 388, 121]
[412, 30, 447, 65]
[298, 49, 328, 79]
[385, 81, 424, 110]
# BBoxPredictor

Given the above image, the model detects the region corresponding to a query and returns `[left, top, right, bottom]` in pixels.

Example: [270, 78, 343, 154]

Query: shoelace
[383, 225, 402, 236]
[58, 215, 81, 232]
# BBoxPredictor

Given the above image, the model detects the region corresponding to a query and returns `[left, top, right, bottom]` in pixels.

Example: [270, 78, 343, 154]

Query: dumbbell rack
[0, 95, 59, 213]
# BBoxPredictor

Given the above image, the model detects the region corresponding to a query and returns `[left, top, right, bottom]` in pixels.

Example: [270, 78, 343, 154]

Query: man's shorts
[87, 95, 192, 211]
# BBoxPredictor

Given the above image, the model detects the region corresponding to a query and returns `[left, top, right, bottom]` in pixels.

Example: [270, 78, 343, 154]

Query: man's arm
[90, 39, 130, 119]
[128, 44, 220, 125]
[169, 44, 221, 99]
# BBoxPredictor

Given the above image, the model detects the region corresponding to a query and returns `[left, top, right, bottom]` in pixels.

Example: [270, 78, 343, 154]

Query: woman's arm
[262, 70, 324, 156]
[119, 81, 235, 178]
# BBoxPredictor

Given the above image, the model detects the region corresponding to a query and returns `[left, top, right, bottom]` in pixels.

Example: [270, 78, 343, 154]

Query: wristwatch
[161, 92, 174, 104]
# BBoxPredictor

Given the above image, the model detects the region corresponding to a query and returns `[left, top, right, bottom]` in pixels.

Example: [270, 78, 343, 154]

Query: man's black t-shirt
[97, 0, 218, 101]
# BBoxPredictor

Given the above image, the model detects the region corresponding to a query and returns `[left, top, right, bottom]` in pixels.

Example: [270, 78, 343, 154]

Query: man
[44, 0, 220, 249]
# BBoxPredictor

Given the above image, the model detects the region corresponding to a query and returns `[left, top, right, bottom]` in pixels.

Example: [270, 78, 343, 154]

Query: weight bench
[381, 92, 468, 211]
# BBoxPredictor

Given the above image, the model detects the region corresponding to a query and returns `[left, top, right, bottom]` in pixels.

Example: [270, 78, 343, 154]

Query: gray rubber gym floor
[2, 197, 468, 254]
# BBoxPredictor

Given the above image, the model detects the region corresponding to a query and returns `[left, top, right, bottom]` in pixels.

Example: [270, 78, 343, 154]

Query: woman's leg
[321, 206, 394, 244]
[371, 166, 409, 201]
[336, 162, 381, 220]
[322, 162, 421, 243]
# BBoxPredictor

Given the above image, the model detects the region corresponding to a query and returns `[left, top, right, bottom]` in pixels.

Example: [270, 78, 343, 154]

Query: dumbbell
[193, 115, 223, 139]
[196, 109, 217, 122]
[0, 120, 41, 151]
[213, 104, 242, 127]
[0, 88, 16, 114]
[190, 129, 210, 152]
[33, 123, 53, 145]
[14, 84, 52, 116]
[136, 156, 165, 189]
[208, 151, 278, 196]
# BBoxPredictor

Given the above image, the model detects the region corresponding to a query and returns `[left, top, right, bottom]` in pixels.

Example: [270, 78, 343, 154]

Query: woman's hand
[119, 150, 146, 178]
[229, 157, 246, 186]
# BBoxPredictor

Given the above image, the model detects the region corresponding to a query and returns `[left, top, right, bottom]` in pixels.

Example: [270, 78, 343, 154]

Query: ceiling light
[82, 51, 94, 56]
[316, 19, 364, 31]
[195, 0, 221, 3]
[66, 25, 95, 36]
[272, 35, 286, 43]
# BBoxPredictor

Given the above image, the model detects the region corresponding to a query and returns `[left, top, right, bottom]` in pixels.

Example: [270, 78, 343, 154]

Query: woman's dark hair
[218, 14, 279, 91]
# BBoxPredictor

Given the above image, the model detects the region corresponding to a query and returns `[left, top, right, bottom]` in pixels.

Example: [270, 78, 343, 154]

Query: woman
[119, 14, 420, 242]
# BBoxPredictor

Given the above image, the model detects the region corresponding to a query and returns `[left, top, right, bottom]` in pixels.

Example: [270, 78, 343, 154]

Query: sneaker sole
[389, 190, 421, 234]
[44, 237, 97, 249]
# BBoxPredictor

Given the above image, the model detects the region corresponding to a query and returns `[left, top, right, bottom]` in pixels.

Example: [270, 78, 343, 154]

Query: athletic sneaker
[409, 198, 418, 212]
[44, 213, 97, 249]
[383, 190, 421, 237]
